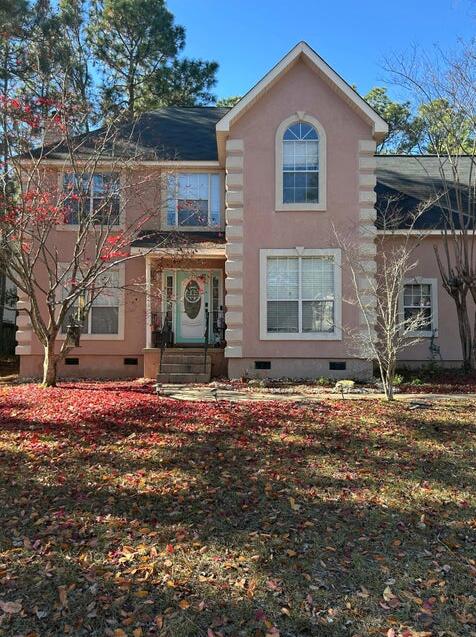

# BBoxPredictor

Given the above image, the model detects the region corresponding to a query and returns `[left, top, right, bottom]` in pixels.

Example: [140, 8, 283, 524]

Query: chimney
[42, 111, 66, 149]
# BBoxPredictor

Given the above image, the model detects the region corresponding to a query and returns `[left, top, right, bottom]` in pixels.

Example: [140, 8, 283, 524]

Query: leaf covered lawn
[0, 381, 475, 637]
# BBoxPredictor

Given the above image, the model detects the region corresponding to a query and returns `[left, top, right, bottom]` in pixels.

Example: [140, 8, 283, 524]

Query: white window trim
[259, 248, 341, 340]
[401, 277, 438, 338]
[275, 113, 327, 212]
[57, 263, 125, 341]
[164, 171, 224, 231]
[56, 170, 125, 231]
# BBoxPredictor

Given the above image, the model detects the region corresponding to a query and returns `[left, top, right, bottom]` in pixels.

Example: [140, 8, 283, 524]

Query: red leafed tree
[0, 92, 171, 385]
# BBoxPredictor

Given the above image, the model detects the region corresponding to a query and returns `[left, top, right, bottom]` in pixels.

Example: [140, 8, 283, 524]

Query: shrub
[393, 373, 404, 386]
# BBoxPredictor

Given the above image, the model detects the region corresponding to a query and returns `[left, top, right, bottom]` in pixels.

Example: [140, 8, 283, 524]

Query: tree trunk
[0, 271, 6, 355]
[379, 360, 395, 401]
[384, 366, 395, 401]
[455, 296, 474, 373]
[42, 339, 58, 386]
[128, 79, 135, 117]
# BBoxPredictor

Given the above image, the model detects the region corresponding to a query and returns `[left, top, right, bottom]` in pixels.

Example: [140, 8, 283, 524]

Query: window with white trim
[282, 122, 319, 204]
[61, 268, 120, 335]
[403, 281, 437, 336]
[265, 255, 336, 335]
[63, 173, 120, 225]
[167, 173, 221, 227]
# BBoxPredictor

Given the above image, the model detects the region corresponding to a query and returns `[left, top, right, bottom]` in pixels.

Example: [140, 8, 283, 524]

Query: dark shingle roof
[376, 155, 474, 229]
[132, 231, 226, 249]
[32, 107, 230, 161]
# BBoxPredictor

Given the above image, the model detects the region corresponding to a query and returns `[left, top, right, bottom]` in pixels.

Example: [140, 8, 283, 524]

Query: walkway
[157, 385, 476, 403]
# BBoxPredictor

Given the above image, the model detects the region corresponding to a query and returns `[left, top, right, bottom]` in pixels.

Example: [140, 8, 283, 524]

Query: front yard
[0, 381, 475, 637]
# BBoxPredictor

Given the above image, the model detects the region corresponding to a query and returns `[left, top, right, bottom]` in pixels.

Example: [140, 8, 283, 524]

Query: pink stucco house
[16, 42, 470, 381]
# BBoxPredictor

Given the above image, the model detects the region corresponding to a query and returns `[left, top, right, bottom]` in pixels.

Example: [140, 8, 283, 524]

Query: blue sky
[168, 0, 475, 100]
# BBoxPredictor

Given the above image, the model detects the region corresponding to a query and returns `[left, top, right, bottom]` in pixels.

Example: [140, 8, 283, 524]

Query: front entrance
[162, 270, 223, 345]
[177, 272, 208, 342]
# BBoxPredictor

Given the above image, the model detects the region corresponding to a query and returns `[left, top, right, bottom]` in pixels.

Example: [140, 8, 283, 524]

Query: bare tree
[0, 89, 184, 386]
[384, 41, 476, 371]
[336, 198, 432, 400]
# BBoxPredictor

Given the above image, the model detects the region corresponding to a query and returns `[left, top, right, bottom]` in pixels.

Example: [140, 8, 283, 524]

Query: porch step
[161, 362, 211, 374]
[157, 372, 211, 384]
[161, 354, 207, 365]
[157, 350, 211, 384]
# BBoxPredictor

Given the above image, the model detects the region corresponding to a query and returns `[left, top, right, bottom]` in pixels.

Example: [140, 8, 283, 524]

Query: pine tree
[89, 0, 218, 118]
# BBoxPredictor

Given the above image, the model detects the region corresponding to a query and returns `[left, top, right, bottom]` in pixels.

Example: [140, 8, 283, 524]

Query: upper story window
[63, 173, 120, 226]
[167, 173, 221, 228]
[283, 122, 319, 204]
[275, 114, 326, 211]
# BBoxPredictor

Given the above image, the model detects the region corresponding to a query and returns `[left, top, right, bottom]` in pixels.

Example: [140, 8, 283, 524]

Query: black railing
[159, 316, 173, 374]
[151, 312, 173, 374]
[204, 303, 210, 373]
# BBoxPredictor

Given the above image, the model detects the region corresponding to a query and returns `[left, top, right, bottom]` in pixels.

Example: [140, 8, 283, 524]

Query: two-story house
[16, 42, 470, 382]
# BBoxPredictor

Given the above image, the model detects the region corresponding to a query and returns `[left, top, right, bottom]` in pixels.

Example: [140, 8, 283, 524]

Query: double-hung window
[402, 279, 437, 336]
[63, 173, 120, 225]
[61, 268, 121, 336]
[166, 173, 221, 227]
[261, 249, 341, 339]
[283, 122, 319, 204]
[276, 115, 326, 211]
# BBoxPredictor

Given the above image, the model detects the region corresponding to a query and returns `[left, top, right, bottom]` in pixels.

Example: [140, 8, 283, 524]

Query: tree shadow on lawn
[0, 390, 475, 635]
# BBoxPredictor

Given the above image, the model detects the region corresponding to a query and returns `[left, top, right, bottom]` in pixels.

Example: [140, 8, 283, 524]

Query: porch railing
[204, 303, 210, 373]
[151, 313, 173, 374]
[150, 307, 226, 355]
[160, 317, 173, 374]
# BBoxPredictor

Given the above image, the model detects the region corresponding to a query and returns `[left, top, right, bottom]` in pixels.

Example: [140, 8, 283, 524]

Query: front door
[176, 272, 209, 343]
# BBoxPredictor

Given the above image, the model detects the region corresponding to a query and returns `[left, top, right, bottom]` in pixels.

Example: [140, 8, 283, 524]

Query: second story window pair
[63, 173, 120, 226]
[167, 173, 221, 228]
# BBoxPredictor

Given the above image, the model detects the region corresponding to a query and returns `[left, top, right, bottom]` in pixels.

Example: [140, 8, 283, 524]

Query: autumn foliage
[0, 383, 475, 636]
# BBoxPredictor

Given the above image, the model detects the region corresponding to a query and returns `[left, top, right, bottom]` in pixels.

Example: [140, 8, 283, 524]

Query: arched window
[282, 122, 319, 204]
[275, 114, 326, 211]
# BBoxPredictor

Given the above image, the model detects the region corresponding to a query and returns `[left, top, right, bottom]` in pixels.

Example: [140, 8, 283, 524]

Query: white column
[145, 255, 152, 348]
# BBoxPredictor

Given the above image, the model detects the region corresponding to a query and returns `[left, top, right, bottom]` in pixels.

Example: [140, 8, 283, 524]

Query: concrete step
[160, 362, 211, 374]
[161, 353, 210, 365]
[157, 372, 211, 384]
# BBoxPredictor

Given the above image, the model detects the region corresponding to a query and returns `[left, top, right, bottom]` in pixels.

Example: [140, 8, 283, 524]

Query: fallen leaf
[0, 600, 22, 614]
[58, 585, 68, 608]
[289, 497, 300, 511]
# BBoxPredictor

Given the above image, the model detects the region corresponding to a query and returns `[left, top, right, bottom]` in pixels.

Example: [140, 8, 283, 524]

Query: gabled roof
[216, 41, 388, 140]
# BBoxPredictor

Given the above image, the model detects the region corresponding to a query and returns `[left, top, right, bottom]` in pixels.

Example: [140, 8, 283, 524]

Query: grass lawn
[0, 382, 475, 637]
